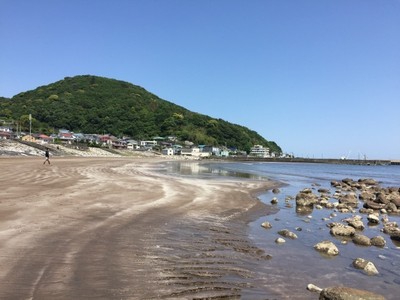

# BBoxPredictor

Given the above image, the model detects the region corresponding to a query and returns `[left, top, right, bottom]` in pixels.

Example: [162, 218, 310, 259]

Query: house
[36, 134, 52, 144]
[162, 148, 174, 156]
[181, 147, 210, 158]
[0, 131, 11, 139]
[140, 140, 157, 150]
[22, 135, 36, 142]
[126, 140, 139, 150]
[249, 145, 270, 158]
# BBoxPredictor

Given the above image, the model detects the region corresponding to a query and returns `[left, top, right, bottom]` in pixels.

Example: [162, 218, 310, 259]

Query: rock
[331, 180, 342, 188]
[352, 234, 371, 246]
[278, 229, 298, 239]
[338, 192, 358, 207]
[319, 286, 385, 300]
[358, 178, 378, 186]
[330, 225, 356, 237]
[307, 283, 322, 293]
[359, 207, 374, 214]
[385, 202, 398, 213]
[261, 221, 272, 229]
[367, 214, 380, 224]
[390, 230, 400, 242]
[359, 191, 375, 201]
[370, 236, 386, 247]
[352, 258, 379, 275]
[295, 189, 319, 207]
[314, 240, 339, 256]
[363, 200, 385, 210]
[275, 237, 285, 244]
[270, 197, 278, 204]
[389, 196, 400, 208]
[272, 188, 280, 194]
[318, 188, 330, 194]
[345, 218, 365, 230]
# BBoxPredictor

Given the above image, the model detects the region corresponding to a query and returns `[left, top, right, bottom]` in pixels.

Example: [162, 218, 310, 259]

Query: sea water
[160, 161, 400, 299]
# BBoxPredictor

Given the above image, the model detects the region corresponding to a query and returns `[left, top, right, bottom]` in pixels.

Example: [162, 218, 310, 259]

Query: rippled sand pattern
[0, 157, 276, 299]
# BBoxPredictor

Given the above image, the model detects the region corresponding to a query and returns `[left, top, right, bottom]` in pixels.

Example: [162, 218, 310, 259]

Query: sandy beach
[0, 156, 278, 299]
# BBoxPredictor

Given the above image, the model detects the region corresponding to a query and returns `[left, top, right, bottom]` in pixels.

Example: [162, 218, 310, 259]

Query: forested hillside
[0, 75, 281, 153]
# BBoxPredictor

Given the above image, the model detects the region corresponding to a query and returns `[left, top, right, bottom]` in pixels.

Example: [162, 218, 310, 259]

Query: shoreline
[0, 156, 281, 299]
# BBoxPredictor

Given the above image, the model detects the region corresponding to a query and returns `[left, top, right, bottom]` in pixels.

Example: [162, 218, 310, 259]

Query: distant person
[43, 148, 50, 165]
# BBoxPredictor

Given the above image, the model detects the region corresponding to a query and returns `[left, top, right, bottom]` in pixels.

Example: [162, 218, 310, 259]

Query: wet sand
[0, 157, 278, 299]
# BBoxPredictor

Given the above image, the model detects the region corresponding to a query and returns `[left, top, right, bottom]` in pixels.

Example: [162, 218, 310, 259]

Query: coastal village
[0, 124, 282, 158]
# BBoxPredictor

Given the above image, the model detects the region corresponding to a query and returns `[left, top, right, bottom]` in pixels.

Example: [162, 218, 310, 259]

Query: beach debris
[318, 286, 385, 300]
[275, 237, 285, 244]
[261, 221, 272, 229]
[313, 240, 339, 256]
[277, 229, 298, 239]
[352, 258, 379, 276]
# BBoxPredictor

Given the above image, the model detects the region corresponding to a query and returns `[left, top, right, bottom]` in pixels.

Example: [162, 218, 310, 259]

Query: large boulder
[319, 286, 385, 300]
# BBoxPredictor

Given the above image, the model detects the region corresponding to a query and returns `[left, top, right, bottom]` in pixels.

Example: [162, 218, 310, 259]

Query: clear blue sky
[1, 0, 399, 159]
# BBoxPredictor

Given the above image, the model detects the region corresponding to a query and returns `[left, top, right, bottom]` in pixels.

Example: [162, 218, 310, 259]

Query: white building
[162, 148, 174, 156]
[249, 145, 270, 158]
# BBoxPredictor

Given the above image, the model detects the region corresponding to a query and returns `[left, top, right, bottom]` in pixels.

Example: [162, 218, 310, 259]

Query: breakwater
[224, 157, 396, 166]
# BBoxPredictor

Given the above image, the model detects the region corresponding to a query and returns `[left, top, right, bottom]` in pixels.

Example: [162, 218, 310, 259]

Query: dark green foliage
[0, 75, 281, 153]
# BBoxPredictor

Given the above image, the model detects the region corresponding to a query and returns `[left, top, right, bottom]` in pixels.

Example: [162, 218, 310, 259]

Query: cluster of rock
[262, 177, 400, 299]
[294, 178, 400, 245]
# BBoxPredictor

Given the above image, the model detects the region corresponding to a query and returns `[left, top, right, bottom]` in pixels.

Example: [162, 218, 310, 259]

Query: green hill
[0, 75, 281, 153]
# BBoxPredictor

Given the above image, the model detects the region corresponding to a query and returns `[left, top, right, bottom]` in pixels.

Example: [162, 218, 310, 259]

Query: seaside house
[140, 140, 157, 150]
[36, 134, 52, 144]
[21, 135, 36, 142]
[181, 146, 211, 158]
[249, 145, 270, 158]
[162, 148, 174, 156]
[126, 140, 139, 150]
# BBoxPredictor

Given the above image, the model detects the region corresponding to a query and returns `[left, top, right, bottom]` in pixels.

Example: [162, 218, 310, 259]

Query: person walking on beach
[43, 148, 50, 165]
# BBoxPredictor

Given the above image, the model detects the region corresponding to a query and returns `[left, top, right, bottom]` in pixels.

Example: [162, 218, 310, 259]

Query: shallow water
[160, 161, 400, 299]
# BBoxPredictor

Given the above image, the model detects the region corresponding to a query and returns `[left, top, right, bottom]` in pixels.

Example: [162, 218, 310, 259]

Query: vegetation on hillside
[0, 75, 281, 153]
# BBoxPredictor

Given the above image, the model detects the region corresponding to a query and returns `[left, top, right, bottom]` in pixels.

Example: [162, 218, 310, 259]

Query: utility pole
[29, 114, 32, 136]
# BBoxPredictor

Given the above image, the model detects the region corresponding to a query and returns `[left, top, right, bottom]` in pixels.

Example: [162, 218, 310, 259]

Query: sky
[1, 0, 399, 160]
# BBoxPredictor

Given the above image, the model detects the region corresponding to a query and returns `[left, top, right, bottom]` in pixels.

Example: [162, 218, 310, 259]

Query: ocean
[160, 161, 400, 299]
